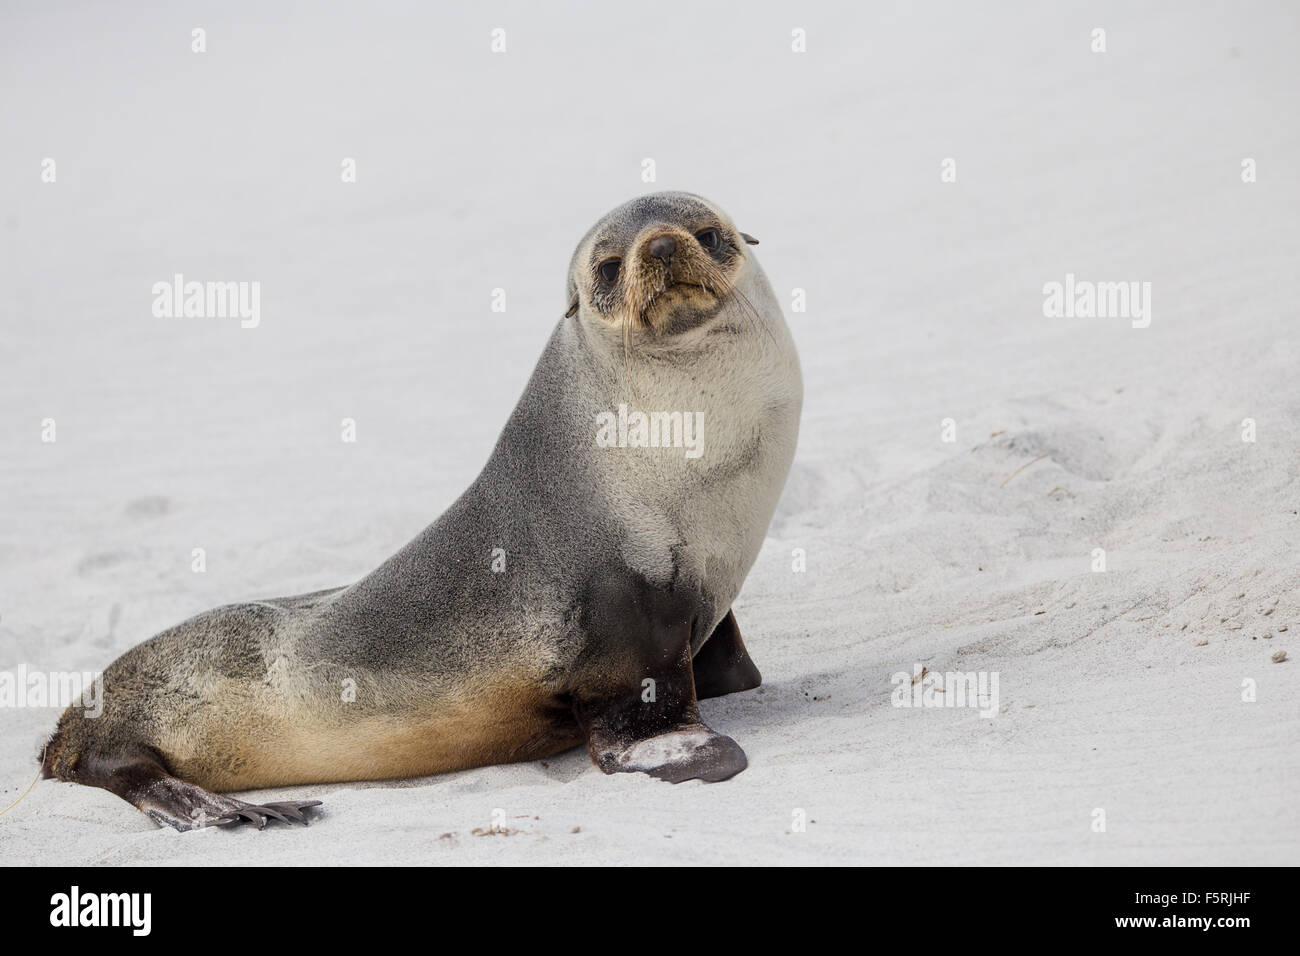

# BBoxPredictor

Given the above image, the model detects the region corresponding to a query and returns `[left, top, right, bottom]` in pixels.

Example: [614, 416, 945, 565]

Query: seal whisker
[699, 259, 787, 369]
[621, 307, 645, 404]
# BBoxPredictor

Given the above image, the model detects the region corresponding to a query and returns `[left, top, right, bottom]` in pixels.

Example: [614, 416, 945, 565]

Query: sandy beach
[1, 1, 1296, 865]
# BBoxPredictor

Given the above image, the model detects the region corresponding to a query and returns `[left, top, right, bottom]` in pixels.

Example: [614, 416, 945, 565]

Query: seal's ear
[565, 298, 579, 318]
[740, 232, 760, 246]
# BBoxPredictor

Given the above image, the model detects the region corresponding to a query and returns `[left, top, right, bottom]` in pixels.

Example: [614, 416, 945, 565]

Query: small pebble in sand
[1193, 639, 1209, 647]
[1279, 625, 1289, 633]
[471, 826, 518, 837]
[1272, 651, 1288, 664]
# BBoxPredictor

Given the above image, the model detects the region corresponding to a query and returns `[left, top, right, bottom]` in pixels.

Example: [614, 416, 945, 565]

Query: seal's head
[566, 192, 760, 335]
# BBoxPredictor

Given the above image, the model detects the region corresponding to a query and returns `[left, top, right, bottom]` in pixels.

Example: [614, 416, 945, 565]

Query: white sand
[2, 1, 1297, 865]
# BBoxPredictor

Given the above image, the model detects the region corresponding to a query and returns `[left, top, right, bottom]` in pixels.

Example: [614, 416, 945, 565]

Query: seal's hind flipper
[216, 800, 322, 830]
[261, 800, 323, 822]
[137, 784, 321, 832]
[692, 610, 762, 700]
[43, 735, 321, 832]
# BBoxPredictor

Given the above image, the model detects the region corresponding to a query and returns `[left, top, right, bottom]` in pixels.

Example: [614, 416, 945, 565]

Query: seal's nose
[647, 234, 677, 264]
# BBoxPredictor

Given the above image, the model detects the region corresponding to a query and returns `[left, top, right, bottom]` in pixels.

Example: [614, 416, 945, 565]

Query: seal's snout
[647, 234, 677, 264]
[571, 195, 758, 330]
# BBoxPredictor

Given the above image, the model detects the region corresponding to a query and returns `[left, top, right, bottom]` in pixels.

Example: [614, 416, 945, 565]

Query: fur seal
[42, 191, 802, 830]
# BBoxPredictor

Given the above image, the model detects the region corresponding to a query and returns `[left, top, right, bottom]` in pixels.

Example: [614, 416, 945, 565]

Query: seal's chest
[599, 397, 795, 600]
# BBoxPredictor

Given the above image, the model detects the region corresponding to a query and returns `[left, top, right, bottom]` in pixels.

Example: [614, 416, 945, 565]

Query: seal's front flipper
[572, 571, 749, 783]
[574, 643, 748, 784]
[692, 610, 762, 699]
[606, 724, 748, 783]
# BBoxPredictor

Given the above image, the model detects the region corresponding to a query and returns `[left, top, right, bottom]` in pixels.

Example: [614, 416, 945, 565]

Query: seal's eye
[695, 228, 721, 251]
[598, 258, 621, 284]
